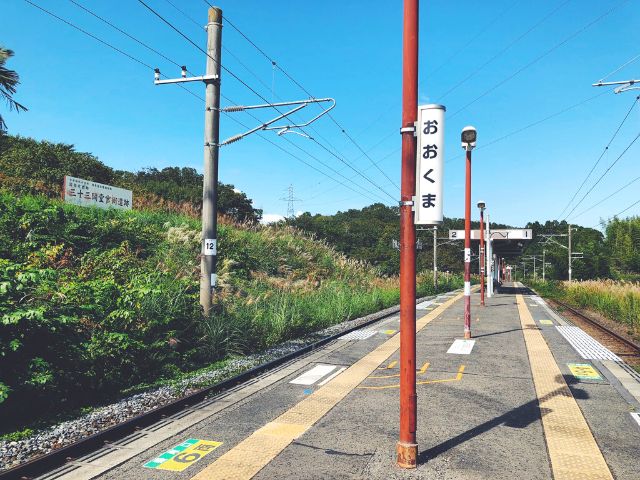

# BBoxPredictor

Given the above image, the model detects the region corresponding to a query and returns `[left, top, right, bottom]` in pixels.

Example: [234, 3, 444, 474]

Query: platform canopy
[448, 229, 533, 258]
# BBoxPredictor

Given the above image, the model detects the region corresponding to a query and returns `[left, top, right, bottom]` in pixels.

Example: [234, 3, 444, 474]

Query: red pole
[464, 149, 472, 339]
[479, 208, 485, 306]
[397, 0, 418, 469]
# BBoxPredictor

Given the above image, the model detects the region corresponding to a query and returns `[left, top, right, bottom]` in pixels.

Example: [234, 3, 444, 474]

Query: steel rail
[0, 291, 456, 480]
[553, 300, 640, 353]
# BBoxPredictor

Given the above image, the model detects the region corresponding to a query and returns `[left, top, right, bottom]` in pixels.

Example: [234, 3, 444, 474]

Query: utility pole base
[396, 442, 418, 468]
[464, 330, 471, 339]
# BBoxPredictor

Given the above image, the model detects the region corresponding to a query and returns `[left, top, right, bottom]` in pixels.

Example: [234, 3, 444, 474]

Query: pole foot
[396, 441, 418, 468]
[464, 331, 471, 339]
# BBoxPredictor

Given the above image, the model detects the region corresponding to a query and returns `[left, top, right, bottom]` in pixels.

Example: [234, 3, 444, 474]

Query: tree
[0, 47, 28, 132]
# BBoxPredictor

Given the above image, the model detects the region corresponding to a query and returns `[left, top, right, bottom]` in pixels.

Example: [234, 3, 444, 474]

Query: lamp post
[461, 126, 477, 339]
[477, 201, 486, 306]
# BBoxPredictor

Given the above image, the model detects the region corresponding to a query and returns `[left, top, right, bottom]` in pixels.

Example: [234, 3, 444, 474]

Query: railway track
[552, 300, 640, 358]
[0, 293, 447, 480]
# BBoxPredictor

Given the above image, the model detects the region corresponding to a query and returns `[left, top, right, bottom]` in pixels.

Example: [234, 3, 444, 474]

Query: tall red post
[463, 149, 472, 339]
[479, 208, 485, 306]
[397, 0, 418, 469]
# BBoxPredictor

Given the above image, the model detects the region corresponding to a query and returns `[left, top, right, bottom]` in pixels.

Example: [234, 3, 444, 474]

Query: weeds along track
[0, 290, 458, 480]
[551, 300, 640, 369]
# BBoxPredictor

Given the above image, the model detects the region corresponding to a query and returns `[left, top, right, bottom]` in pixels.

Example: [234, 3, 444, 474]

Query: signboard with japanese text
[448, 229, 533, 240]
[415, 104, 445, 225]
[63, 176, 132, 210]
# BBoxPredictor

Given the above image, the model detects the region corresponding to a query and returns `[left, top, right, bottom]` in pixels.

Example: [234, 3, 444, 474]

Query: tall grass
[529, 279, 640, 338]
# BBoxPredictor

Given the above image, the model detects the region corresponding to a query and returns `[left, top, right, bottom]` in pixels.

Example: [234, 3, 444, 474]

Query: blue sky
[2, 0, 639, 228]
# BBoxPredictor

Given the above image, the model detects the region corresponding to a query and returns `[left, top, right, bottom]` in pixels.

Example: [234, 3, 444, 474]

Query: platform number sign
[144, 438, 222, 471]
[416, 104, 445, 225]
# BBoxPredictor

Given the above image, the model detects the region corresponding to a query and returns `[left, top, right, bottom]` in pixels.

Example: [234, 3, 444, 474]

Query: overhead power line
[594, 197, 640, 228]
[210, 0, 400, 191]
[571, 174, 640, 221]
[449, 0, 630, 119]
[137, 0, 396, 202]
[598, 52, 640, 82]
[558, 95, 639, 218]
[564, 131, 640, 220]
[25, 0, 385, 204]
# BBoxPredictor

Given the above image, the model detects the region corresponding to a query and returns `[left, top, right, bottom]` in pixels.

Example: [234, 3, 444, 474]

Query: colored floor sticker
[447, 339, 476, 355]
[539, 319, 554, 325]
[568, 363, 602, 380]
[290, 364, 337, 385]
[144, 439, 222, 471]
[382, 329, 396, 335]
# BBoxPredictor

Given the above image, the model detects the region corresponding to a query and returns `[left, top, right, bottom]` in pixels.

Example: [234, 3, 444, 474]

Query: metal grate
[340, 329, 377, 341]
[556, 326, 622, 361]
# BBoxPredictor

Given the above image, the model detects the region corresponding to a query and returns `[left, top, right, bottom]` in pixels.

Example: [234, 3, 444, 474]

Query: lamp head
[477, 200, 486, 210]
[461, 126, 477, 150]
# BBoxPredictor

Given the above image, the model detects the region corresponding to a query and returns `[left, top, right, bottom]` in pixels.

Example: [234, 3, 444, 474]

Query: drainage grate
[340, 329, 377, 341]
[556, 326, 621, 361]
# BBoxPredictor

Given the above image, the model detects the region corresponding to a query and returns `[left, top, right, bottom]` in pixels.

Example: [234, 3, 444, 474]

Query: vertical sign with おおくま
[415, 104, 445, 225]
[63, 176, 133, 210]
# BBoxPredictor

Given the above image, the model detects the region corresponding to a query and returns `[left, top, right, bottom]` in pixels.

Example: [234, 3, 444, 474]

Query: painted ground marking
[631, 412, 640, 429]
[382, 329, 396, 335]
[447, 339, 476, 355]
[370, 362, 430, 379]
[290, 364, 337, 385]
[358, 365, 464, 390]
[568, 363, 602, 380]
[539, 319, 554, 326]
[144, 439, 222, 471]
[317, 366, 346, 386]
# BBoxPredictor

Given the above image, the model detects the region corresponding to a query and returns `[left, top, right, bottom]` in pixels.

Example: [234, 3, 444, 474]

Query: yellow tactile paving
[516, 292, 613, 480]
[190, 291, 466, 480]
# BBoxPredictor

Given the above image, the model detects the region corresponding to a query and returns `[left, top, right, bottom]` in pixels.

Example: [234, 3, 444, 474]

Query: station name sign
[63, 175, 133, 210]
[448, 229, 533, 240]
[415, 104, 445, 225]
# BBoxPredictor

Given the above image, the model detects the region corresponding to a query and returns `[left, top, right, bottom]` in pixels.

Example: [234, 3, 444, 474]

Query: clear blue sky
[2, 0, 639, 228]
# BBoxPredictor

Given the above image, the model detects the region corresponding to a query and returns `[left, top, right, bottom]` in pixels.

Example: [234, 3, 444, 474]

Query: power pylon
[280, 185, 302, 219]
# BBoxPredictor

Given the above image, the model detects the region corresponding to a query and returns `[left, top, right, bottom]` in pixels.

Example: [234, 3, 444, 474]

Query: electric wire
[24, 0, 384, 204]
[570, 174, 640, 221]
[593, 197, 640, 228]
[212, 1, 400, 191]
[563, 131, 640, 221]
[598, 52, 640, 82]
[449, 0, 630, 119]
[137, 0, 397, 202]
[558, 95, 639, 218]
[438, 0, 570, 101]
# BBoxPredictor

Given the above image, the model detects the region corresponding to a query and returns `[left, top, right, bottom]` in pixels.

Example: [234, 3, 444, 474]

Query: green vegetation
[0, 191, 463, 432]
[0, 46, 28, 132]
[528, 279, 639, 341]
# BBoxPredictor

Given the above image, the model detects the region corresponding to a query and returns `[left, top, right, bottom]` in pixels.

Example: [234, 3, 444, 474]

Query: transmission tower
[280, 185, 302, 219]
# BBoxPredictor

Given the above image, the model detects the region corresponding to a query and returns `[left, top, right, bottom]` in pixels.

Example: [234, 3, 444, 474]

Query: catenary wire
[448, 0, 630, 119]
[137, 0, 397, 202]
[24, 0, 383, 204]
[593, 197, 640, 228]
[598, 52, 640, 82]
[558, 95, 639, 219]
[570, 174, 640, 221]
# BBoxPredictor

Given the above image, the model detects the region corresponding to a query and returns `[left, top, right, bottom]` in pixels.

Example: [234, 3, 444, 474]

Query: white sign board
[63, 176, 132, 210]
[448, 229, 533, 240]
[415, 104, 445, 225]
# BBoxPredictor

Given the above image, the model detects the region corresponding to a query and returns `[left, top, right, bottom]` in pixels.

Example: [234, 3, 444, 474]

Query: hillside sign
[63, 175, 133, 210]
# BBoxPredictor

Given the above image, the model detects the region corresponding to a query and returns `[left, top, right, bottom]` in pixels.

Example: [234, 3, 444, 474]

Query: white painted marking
[447, 339, 476, 355]
[416, 300, 434, 309]
[464, 282, 471, 296]
[340, 329, 377, 341]
[318, 367, 347, 386]
[290, 364, 337, 385]
[631, 412, 640, 429]
[556, 326, 621, 361]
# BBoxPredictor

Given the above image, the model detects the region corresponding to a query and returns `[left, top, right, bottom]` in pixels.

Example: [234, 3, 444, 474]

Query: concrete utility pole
[433, 226, 438, 288]
[568, 224, 572, 282]
[200, 7, 223, 315]
[397, 0, 418, 468]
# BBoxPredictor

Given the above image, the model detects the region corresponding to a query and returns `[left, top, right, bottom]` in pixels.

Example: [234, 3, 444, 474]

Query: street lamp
[461, 126, 477, 339]
[477, 200, 486, 306]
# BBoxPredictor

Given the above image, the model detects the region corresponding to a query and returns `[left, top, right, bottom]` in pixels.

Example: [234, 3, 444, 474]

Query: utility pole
[486, 213, 492, 298]
[568, 224, 572, 282]
[200, 7, 223, 315]
[433, 226, 438, 288]
[397, 0, 418, 469]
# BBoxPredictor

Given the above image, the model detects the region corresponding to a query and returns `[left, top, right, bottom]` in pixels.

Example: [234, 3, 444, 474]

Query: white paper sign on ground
[289, 364, 337, 385]
[447, 339, 476, 355]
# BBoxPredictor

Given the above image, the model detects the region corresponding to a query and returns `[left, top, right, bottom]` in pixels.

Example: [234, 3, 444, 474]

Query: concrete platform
[45, 285, 640, 480]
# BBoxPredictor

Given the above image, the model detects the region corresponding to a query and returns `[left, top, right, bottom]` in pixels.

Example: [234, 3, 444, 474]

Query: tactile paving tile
[190, 292, 467, 480]
[556, 326, 621, 361]
[517, 295, 613, 480]
[340, 328, 377, 341]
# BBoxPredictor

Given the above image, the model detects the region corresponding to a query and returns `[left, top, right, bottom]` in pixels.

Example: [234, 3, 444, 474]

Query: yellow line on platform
[516, 292, 613, 480]
[189, 292, 465, 480]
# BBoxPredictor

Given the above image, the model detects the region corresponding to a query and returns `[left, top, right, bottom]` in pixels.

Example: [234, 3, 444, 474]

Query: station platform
[44, 284, 640, 480]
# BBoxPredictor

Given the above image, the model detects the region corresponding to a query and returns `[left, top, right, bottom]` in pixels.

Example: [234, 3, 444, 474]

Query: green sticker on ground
[539, 319, 554, 325]
[144, 438, 222, 471]
[568, 363, 602, 380]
